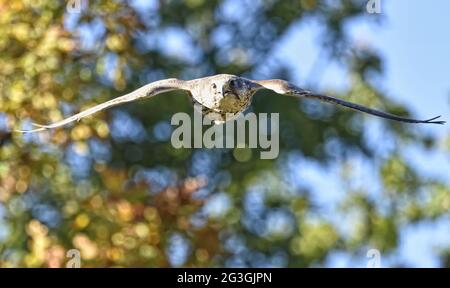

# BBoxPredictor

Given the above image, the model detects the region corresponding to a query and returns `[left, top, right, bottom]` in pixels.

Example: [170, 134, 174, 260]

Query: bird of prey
[16, 74, 445, 133]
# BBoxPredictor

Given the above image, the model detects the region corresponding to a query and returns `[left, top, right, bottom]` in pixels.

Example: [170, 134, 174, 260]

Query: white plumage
[16, 74, 445, 133]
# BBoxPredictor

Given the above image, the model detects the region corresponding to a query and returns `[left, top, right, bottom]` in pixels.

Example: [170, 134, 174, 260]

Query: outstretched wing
[16, 78, 190, 133]
[255, 79, 445, 125]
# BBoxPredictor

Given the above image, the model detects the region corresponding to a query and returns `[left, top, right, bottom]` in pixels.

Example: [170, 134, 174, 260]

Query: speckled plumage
[16, 74, 444, 133]
[188, 74, 259, 124]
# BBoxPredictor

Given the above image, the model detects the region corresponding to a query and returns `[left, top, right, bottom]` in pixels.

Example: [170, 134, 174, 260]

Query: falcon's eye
[229, 80, 236, 88]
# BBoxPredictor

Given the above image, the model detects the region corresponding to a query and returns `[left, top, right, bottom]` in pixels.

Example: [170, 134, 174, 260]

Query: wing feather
[16, 79, 190, 133]
[255, 79, 445, 125]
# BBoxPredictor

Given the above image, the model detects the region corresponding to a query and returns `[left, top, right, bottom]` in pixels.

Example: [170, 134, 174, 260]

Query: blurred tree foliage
[0, 0, 448, 267]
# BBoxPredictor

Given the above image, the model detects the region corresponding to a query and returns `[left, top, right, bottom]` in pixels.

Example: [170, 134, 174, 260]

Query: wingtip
[14, 127, 46, 133]
[14, 122, 50, 133]
[424, 115, 446, 125]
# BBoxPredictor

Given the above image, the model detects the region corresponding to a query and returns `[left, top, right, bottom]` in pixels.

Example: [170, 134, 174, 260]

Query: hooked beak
[224, 79, 261, 99]
[223, 81, 237, 98]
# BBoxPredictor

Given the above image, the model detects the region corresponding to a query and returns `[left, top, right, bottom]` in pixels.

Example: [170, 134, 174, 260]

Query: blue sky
[276, 0, 450, 126]
[361, 0, 449, 268]
[272, 0, 450, 267]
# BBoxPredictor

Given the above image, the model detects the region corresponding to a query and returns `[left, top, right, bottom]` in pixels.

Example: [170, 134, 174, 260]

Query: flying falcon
[16, 74, 445, 133]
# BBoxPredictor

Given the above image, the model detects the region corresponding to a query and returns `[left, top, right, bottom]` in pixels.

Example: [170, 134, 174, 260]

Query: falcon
[16, 74, 445, 133]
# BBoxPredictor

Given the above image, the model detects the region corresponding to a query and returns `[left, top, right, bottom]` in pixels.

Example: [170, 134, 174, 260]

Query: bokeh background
[0, 0, 449, 268]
